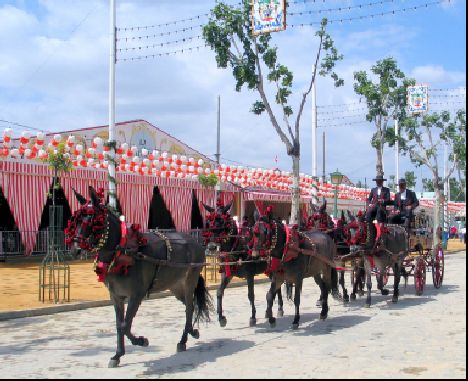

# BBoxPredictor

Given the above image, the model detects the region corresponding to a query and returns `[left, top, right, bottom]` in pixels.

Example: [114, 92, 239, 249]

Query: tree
[203, 1, 343, 223]
[400, 109, 466, 251]
[450, 178, 466, 202]
[388, 175, 396, 192]
[404, 171, 417, 189]
[422, 177, 439, 192]
[353, 57, 414, 177]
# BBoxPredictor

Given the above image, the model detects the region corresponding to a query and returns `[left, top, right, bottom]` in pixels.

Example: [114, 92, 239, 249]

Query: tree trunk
[432, 181, 442, 254]
[290, 155, 300, 225]
[376, 133, 384, 177]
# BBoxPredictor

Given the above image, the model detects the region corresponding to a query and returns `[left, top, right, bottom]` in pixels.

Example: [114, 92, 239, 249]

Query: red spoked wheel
[432, 246, 444, 289]
[414, 257, 426, 296]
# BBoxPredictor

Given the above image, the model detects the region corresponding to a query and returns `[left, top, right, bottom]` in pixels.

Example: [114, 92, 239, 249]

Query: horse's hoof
[269, 317, 276, 328]
[142, 338, 149, 347]
[359, 290, 365, 297]
[332, 291, 342, 301]
[177, 343, 187, 353]
[219, 316, 227, 328]
[381, 289, 389, 296]
[190, 329, 200, 340]
[108, 359, 120, 368]
[392, 296, 398, 304]
[350, 294, 356, 301]
[343, 295, 350, 304]
[292, 323, 299, 330]
[249, 318, 257, 327]
[277, 309, 284, 318]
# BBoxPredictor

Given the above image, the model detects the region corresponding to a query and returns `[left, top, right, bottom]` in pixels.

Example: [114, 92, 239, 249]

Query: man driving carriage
[364, 175, 392, 247]
[389, 178, 420, 229]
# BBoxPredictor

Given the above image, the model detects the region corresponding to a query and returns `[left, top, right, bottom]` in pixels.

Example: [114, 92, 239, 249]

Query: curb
[0, 278, 271, 322]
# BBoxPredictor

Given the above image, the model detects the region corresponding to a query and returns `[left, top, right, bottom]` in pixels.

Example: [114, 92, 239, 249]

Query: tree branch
[254, 41, 292, 151]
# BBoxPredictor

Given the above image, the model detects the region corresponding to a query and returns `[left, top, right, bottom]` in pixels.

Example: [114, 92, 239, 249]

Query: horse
[251, 214, 336, 329]
[343, 210, 408, 307]
[201, 203, 284, 328]
[67, 186, 212, 368]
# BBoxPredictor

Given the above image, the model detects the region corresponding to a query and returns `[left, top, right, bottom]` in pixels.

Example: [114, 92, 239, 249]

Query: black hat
[373, 175, 387, 181]
[398, 178, 407, 185]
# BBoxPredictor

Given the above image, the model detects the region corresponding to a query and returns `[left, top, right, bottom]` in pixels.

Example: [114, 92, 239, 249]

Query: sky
[0, 0, 466, 191]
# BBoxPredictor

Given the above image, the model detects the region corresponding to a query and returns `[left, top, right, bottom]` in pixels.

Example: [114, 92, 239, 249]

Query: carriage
[334, 205, 445, 300]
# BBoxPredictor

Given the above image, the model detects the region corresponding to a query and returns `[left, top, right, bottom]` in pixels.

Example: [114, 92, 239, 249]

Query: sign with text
[407, 84, 429, 115]
[251, 0, 287, 36]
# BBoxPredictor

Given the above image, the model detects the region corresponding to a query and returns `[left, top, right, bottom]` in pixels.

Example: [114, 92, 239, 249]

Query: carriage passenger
[389, 178, 419, 229]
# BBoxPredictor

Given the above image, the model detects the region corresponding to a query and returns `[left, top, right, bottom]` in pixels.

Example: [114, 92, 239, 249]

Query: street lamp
[330, 169, 344, 218]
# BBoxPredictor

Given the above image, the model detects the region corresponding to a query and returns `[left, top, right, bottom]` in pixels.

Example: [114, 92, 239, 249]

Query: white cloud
[411, 65, 466, 86]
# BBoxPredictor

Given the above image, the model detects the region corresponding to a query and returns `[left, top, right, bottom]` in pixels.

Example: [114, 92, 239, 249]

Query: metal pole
[322, 131, 326, 183]
[444, 143, 449, 237]
[216, 95, 221, 165]
[333, 186, 338, 219]
[311, 67, 318, 207]
[108, 0, 117, 208]
[395, 119, 399, 183]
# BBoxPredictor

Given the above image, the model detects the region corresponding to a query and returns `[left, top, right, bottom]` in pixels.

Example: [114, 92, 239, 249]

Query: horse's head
[66, 186, 120, 263]
[202, 202, 236, 248]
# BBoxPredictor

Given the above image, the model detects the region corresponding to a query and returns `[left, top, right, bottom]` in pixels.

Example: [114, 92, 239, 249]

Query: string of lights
[117, 44, 209, 62]
[117, 35, 203, 53]
[117, 0, 447, 47]
[288, 0, 398, 16]
[289, 0, 448, 28]
[0, 119, 50, 134]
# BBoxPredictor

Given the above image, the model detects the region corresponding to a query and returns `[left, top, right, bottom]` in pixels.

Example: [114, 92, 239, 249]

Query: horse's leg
[266, 276, 278, 328]
[331, 267, 342, 300]
[340, 269, 349, 304]
[377, 267, 389, 296]
[109, 296, 126, 368]
[276, 286, 284, 318]
[247, 273, 257, 327]
[350, 264, 358, 301]
[392, 262, 401, 303]
[358, 261, 365, 296]
[216, 273, 232, 327]
[292, 278, 303, 329]
[315, 274, 330, 320]
[125, 294, 149, 347]
[177, 280, 197, 353]
[364, 258, 373, 308]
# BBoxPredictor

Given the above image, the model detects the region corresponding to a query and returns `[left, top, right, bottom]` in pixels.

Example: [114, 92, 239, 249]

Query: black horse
[251, 216, 336, 329]
[67, 186, 212, 368]
[201, 204, 284, 327]
[343, 212, 407, 307]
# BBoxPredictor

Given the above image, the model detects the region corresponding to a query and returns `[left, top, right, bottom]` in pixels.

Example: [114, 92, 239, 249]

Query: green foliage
[353, 58, 414, 172]
[202, 0, 344, 150]
[450, 177, 466, 202]
[404, 171, 417, 189]
[198, 173, 219, 188]
[44, 142, 73, 177]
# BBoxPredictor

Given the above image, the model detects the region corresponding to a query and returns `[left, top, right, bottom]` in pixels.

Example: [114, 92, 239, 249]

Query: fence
[0, 230, 70, 260]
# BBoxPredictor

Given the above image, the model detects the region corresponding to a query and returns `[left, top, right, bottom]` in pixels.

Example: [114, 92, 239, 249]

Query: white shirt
[400, 190, 406, 200]
[377, 187, 382, 196]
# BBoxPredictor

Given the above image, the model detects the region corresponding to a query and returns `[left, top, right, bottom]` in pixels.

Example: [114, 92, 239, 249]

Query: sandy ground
[0, 250, 465, 379]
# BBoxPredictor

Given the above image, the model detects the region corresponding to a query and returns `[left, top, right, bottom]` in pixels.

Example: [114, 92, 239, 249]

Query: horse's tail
[193, 275, 213, 325]
[285, 282, 294, 301]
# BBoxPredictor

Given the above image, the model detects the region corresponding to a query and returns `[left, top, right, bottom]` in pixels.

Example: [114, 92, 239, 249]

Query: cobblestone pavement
[0, 252, 465, 379]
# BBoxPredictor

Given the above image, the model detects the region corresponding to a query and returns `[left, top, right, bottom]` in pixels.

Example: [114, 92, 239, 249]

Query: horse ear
[347, 210, 356, 222]
[319, 197, 327, 213]
[73, 188, 87, 205]
[223, 201, 233, 214]
[89, 186, 100, 207]
[341, 210, 345, 222]
[253, 209, 260, 223]
[202, 203, 215, 213]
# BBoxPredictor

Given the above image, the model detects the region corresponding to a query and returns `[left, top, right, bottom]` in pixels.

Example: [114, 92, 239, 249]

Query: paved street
[0, 252, 465, 379]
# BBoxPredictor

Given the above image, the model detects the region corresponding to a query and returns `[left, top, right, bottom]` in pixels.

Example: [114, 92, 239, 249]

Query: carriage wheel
[414, 257, 426, 296]
[432, 246, 444, 289]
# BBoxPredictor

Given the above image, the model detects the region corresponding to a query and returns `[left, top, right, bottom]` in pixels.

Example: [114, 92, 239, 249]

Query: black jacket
[367, 187, 391, 205]
[394, 189, 419, 211]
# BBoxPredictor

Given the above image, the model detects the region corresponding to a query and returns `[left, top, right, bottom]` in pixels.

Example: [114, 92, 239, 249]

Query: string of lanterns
[1, 129, 370, 201]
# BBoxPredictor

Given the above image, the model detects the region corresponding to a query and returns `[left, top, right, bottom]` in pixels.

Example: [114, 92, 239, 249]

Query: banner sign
[407, 84, 429, 114]
[252, 0, 287, 36]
